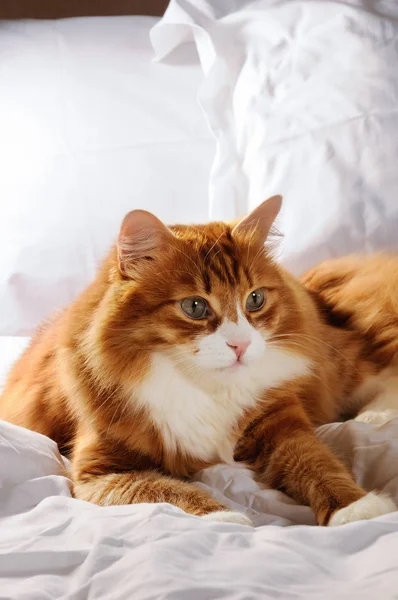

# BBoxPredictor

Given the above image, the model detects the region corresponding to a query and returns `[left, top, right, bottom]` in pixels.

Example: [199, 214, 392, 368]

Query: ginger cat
[1, 196, 397, 526]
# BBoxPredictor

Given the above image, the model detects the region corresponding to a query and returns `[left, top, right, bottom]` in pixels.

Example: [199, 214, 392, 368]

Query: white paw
[328, 492, 397, 526]
[355, 409, 398, 425]
[202, 510, 253, 527]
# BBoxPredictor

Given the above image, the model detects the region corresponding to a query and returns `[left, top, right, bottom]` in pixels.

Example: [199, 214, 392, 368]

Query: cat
[0, 195, 397, 527]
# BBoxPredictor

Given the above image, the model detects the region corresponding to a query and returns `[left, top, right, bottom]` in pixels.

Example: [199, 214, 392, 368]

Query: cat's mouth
[217, 360, 246, 373]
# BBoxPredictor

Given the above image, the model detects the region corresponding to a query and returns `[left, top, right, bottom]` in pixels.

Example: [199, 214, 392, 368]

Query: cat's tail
[301, 253, 398, 365]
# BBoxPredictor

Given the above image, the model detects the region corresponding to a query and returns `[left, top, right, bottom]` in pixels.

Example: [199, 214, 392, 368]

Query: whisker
[269, 333, 358, 370]
[269, 341, 335, 396]
[204, 231, 226, 263]
[250, 242, 267, 271]
[154, 269, 197, 278]
[246, 227, 257, 265]
[173, 246, 203, 278]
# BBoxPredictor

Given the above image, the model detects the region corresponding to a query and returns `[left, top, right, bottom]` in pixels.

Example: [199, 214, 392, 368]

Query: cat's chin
[216, 361, 246, 373]
[212, 361, 254, 381]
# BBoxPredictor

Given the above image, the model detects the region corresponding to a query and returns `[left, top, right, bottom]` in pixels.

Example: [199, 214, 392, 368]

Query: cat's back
[301, 253, 398, 366]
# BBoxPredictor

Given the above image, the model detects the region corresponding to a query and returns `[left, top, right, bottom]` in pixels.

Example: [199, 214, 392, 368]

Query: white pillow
[0, 17, 214, 335]
[152, 0, 398, 274]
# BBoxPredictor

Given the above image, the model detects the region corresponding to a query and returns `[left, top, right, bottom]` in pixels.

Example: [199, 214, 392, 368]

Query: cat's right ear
[117, 210, 174, 277]
[232, 195, 282, 243]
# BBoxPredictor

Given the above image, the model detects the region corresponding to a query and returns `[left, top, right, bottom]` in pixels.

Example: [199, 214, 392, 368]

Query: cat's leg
[71, 433, 252, 526]
[355, 374, 398, 425]
[240, 395, 396, 526]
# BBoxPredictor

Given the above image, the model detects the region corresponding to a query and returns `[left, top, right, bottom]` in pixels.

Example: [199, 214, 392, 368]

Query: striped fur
[1, 199, 397, 525]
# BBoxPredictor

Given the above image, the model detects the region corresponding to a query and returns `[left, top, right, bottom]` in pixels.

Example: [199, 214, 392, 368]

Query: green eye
[181, 297, 209, 319]
[246, 288, 266, 312]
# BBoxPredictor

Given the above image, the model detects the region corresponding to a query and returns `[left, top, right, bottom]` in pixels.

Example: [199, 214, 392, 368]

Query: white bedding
[0, 336, 30, 391]
[152, 0, 398, 275]
[0, 16, 214, 337]
[1, 414, 398, 598]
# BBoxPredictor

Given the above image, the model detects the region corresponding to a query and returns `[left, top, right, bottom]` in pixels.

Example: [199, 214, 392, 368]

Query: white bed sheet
[1, 341, 398, 598]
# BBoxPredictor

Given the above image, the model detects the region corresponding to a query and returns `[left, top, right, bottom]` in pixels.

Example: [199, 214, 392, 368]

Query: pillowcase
[0, 16, 214, 335]
[152, 0, 398, 274]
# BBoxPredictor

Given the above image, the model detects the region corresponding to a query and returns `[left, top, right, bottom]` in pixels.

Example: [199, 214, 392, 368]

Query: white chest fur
[136, 350, 310, 464]
[136, 354, 255, 463]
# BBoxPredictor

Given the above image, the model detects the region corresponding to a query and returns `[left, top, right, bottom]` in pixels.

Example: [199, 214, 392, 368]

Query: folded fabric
[152, 0, 398, 274]
[1, 417, 398, 598]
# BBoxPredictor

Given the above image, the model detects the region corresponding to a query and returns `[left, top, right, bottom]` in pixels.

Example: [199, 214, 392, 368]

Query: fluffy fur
[1, 197, 397, 526]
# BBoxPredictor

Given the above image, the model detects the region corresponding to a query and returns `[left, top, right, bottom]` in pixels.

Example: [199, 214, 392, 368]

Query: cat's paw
[202, 510, 253, 527]
[328, 492, 397, 526]
[355, 409, 398, 426]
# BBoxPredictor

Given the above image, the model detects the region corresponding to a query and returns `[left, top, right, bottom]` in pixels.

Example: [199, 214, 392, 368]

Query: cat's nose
[226, 339, 251, 360]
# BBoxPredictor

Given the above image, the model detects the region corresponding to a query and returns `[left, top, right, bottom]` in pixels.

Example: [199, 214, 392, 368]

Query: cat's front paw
[355, 409, 398, 426]
[202, 510, 253, 527]
[328, 492, 397, 526]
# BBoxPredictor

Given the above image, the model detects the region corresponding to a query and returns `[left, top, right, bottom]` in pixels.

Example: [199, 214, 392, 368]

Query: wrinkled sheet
[1, 412, 398, 598]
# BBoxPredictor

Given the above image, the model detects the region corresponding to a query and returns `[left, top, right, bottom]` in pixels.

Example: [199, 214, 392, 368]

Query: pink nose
[227, 339, 251, 360]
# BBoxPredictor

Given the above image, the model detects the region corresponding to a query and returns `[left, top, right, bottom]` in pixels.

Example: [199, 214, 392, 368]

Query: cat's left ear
[232, 195, 282, 242]
[117, 209, 174, 276]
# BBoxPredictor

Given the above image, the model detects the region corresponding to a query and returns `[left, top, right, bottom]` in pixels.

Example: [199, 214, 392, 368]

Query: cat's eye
[246, 288, 266, 312]
[180, 297, 209, 320]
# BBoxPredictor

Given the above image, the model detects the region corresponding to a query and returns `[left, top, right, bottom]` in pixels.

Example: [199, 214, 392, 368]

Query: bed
[1, 1, 398, 598]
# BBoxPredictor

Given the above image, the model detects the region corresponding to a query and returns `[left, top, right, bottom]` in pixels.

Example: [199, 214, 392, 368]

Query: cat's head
[100, 196, 312, 387]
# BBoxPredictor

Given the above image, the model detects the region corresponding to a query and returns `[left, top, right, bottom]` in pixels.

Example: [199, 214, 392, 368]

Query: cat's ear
[117, 209, 174, 276]
[232, 195, 282, 242]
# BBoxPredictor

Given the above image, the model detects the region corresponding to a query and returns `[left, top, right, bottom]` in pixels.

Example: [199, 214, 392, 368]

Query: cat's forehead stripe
[202, 269, 212, 294]
[200, 236, 241, 288]
[243, 266, 253, 288]
[174, 224, 261, 297]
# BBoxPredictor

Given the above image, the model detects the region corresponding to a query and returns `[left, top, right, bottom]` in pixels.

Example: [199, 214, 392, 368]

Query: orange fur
[1, 201, 397, 525]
